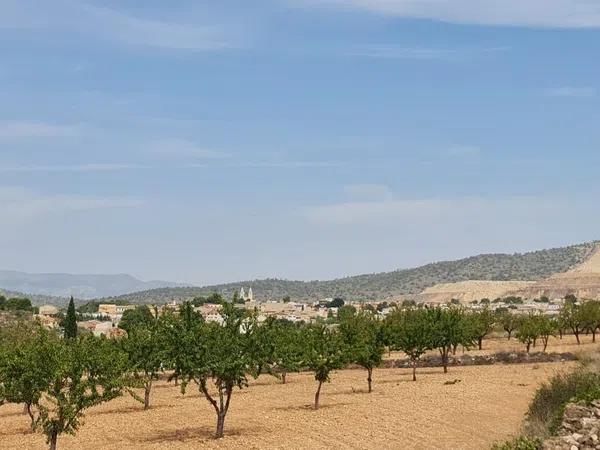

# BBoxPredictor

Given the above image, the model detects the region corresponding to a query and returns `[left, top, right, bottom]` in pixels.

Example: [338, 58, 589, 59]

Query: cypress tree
[64, 296, 78, 339]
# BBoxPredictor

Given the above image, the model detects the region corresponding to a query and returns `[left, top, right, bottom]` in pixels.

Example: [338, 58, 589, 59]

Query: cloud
[0, 186, 144, 226]
[301, 196, 562, 225]
[544, 86, 597, 98]
[0, 164, 151, 173]
[295, 0, 600, 28]
[150, 139, 232, 160]
[0, 121, 79, 139]
[347, 46, 508, 60]
[0, 1, 237, 50]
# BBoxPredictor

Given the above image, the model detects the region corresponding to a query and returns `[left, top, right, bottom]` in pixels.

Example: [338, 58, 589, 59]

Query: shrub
[525, 369, 600, 436]
[491, 436, 542, 450]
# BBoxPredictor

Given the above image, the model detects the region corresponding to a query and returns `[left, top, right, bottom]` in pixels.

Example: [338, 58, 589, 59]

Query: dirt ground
[1, 358, 577, 450]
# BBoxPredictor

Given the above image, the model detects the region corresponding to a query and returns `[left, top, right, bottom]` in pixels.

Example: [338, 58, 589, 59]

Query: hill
[100, 241, 599, 303]
[0, 271, 186, 300]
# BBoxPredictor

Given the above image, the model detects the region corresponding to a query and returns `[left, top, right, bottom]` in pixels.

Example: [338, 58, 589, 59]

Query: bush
[525, 369, 600, 435]
[491, 436, 542, 450]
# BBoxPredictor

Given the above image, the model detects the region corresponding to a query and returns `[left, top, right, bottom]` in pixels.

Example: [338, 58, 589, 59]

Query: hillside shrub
[525, 369, 600, 436]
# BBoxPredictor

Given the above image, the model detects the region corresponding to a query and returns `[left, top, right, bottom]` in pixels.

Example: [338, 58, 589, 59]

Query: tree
[470, 307, 495, 350]
[282, 296, 291, 303]
[516, 315, 541, 353]
[37, 336, 128, 450]
[337, 305, 357, 322]
[64, 297, 77, 339]
[302, 325, 347, 409]
[581, 301, 600, 343]
[167, 303, 257, 439]
[340, 312, 385, 391]
[430, 308, 474, 374]
[537, 315, 557, 352]
[499, 311, 520, 340]
[118, 305, 154, 334]
[560, 301, 584, 344]
[4, 297, 33, 311]
[121, 315, 166, 409]
[385, 308, 433, 381]
[0, 324, 57, 428]
[327, 298, 345, 308]
[271, 321, 304, 384]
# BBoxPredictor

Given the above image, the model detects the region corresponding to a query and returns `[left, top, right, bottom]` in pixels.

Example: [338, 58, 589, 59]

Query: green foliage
[491, 437, 542, 450]
[470, 307, 496, 350]
[526, 369, 600, 436]
[385, 308, 433, 381]
[118, 305, 154, 334]
[559, 301, 585, 344]
[499, 311, 521, 340]
[1, 296, 33, 311]
[339, 312, 385, 391]
[337, 305, 357, 322]
[302, 325, 348, 409]
[120, 313, 167, 409]
[429, 307, 476, 373]
[0, 330, 129, 450]
[327, 298, 345, 308]
[164, 303, 258, 438]
[64, 297, 77, 339]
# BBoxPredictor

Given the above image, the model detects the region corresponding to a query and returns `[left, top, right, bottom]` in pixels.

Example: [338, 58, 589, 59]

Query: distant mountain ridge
[100, 241, 600, 304]
[0, 270, 187, 301]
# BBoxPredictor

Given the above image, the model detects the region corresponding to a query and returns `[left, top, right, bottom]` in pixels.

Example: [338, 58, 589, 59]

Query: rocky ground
[544, 401, 600, 450]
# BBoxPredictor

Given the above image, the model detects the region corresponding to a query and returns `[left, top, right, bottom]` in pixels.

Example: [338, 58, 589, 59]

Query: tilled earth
[1, 361, 571, 450]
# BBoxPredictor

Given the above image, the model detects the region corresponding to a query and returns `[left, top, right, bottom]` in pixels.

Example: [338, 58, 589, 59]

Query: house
[38, 305, 59, 316]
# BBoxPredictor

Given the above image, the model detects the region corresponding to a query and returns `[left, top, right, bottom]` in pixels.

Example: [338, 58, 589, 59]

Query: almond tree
[302, 325, 348, 409]
[430, 308, 475, 373]
[168, 303, 258, 439]
[33, 336, 128, 450]
[339, 311, 385, 391]
[385, 308, 433, 381]
[560, 301, 584, 344]
[470, 307, 495, 350]
[121, 317, 166, 410]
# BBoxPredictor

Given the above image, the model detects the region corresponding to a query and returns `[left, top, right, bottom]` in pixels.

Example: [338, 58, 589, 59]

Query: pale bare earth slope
[418, 244, 600, 302]
[419, 280, 537, 304]
[511, 244, 600, 300]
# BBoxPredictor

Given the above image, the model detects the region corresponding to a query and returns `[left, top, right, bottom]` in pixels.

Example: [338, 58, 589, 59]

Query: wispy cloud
[0, 1, 239, 50]
[301, 196, 562, 225]
[149, 139, 232, 160]
[0, 121, 79, 139]
[0, 186, 144, 226]
[295, 0, 600, 28]
[0, 164, 151, 173]
[544, 86, 597, 98]
[347, 46, 508, 60]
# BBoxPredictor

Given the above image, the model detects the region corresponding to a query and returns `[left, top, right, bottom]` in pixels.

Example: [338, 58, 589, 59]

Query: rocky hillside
[100, 241, 599, 304]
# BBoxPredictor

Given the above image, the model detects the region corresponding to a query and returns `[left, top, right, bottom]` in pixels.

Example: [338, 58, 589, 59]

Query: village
[29, 286, 568, 338]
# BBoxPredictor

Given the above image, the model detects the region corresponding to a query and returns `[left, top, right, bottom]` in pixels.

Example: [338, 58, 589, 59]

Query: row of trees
[2, 299, 599, 449]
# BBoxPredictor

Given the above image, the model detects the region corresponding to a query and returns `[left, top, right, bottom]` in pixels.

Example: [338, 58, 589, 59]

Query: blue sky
[1, 0, 599, 285]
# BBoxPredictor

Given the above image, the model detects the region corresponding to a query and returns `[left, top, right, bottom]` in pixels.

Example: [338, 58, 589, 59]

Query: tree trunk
[593, 330, 597, 343]
[442, 348, 449, 373]
[314, 381, 323, 410]
[367, 368, 373, 393]
[559, 329, 563, 339]
[281, 372, 287, 385]
[526, 342, 531, 354]
[478, 337, 483, 351]
[412, 360, 417, 382]
[543, 337, 548, 353]
[574, 330, 581, 344]
[507, 330, 512, 340]
[26, 403, 35, 429]
[215, 413, 226, 439]
[23, 403, 28, 414]
[144, 381, 152, 410]
[49, 431, 58, 450]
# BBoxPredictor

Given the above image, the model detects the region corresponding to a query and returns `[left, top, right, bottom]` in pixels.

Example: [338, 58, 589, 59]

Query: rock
[570, 445, 578, 450]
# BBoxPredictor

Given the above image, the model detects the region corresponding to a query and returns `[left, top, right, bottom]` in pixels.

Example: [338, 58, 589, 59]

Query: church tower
[240, 287, 246, 300]
[247, 287, 254, 302]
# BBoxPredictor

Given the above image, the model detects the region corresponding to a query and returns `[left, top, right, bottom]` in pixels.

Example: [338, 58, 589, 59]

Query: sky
[1, 0, 599, 285]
